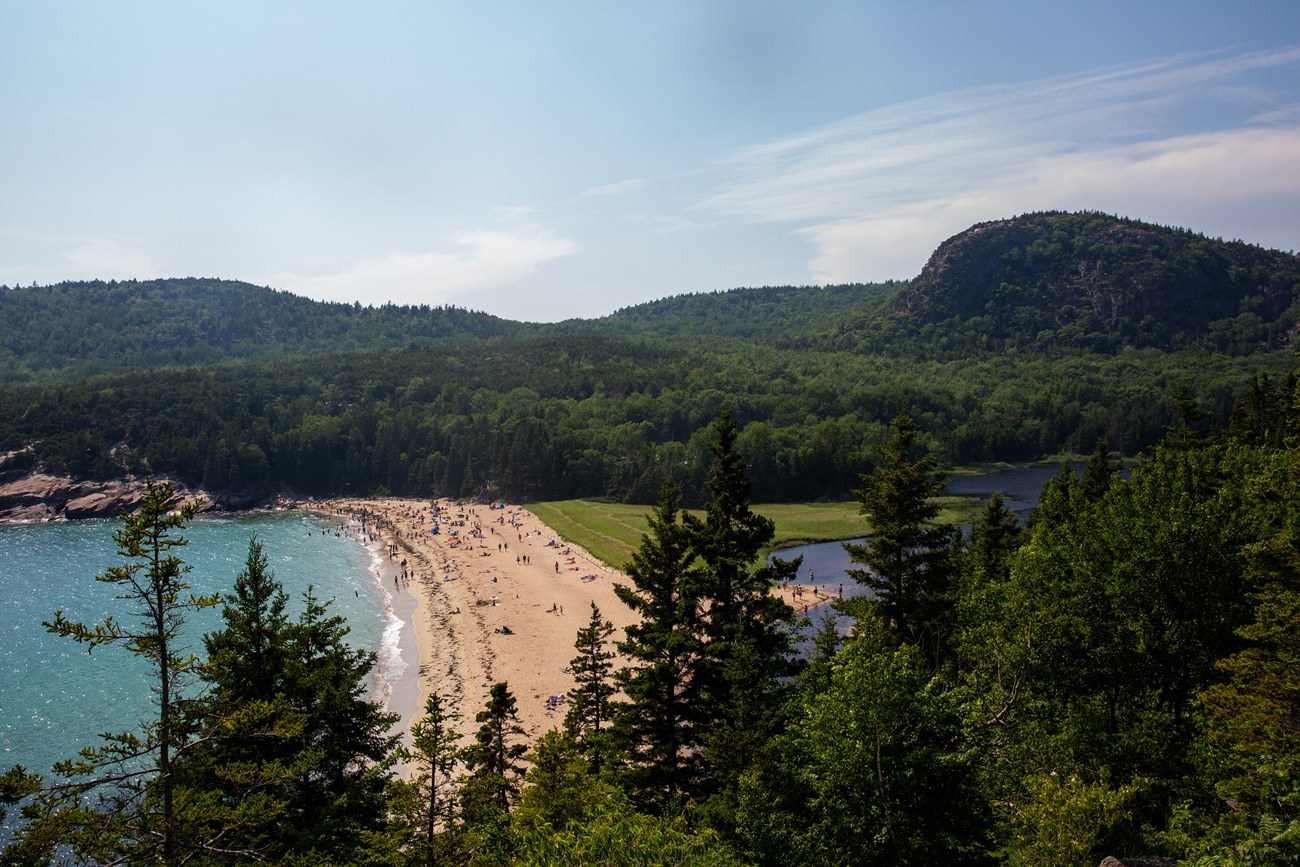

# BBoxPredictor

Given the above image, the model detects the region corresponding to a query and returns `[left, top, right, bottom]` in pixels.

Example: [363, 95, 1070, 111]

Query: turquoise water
[0, 511, 404, 779]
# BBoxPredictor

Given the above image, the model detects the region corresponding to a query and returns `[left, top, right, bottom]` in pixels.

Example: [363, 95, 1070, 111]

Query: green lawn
[526, 496, 985, 571]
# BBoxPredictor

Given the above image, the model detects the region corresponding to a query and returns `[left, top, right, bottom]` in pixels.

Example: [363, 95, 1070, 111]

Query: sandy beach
[310, 497, 842, 755]
[313, 498, 640, 747]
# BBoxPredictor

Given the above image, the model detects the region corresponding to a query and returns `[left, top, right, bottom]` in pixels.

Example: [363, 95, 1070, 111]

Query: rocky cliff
[0, 471, 276, 522]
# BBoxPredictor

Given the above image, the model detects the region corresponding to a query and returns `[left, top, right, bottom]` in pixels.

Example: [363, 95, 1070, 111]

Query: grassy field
[527, 496, 985, 571]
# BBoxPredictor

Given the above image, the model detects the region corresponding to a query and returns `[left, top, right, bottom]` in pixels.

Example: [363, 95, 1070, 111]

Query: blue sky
[3, 1, 1298, 322]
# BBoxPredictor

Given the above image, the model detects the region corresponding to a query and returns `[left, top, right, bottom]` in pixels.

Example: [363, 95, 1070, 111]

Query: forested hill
[3, 214, 1299, 382]
[0, 277, 523, 382]
[836, 211, 1300, 355]
[2, 212, 1298, 507]
[551, 280, 897, 343]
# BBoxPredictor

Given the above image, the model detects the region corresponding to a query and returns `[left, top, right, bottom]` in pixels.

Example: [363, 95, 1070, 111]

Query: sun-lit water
[0, 511, 403, 780]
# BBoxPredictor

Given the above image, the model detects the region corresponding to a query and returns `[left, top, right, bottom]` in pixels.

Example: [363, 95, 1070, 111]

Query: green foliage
[1189, 449, 1300, 862]
[2, 214, 1297, 511]
[684, 414, 799, 820]
[0, 277, 522, 382]
[1004, 772, 1139, 867]
[737, 620, 993, 866]
[3, 480, 226, 863]
[512, 730, 615, 835]
[564, 604, 618, 771]
[386, 692, 464, 866]
[464, 683, 528, 819]
[184, 538, 400, 862]
[613, 484, 707, 809]
[844, 406, 958, 661]
[876, 211, 1300, 355]
[513, 794, 744, 866]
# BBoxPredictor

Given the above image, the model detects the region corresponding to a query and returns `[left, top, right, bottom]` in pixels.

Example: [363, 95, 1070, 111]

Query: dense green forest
[0, 278, 522, 383]
[5, 406, 1298, 865]
[2, 212, 1297, 506]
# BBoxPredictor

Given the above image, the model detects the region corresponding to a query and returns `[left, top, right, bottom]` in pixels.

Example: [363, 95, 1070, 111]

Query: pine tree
[464, 682, 527, 815]
[683, 412, 798, 803]
[279, 588, 399, 855]
[203, 534, 289, 702]
[175, 536, 309, 861]
[1081, 436, 1120, 502]
[564, 602, 618, 771]
[614, 483, 706, 808]
[844, 406, 957, 664]
[387, 692, 464, 866]
[7, 480, 219, 864]
[966, 492, 1022, 583]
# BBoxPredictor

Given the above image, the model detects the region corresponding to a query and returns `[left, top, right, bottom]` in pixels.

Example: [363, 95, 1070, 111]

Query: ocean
[0, 510, 406, 780]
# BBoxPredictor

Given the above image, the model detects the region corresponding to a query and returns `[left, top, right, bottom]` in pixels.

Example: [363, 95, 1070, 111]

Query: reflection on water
[777, 463, 1072, 650]
[944, 463, 1079, 518]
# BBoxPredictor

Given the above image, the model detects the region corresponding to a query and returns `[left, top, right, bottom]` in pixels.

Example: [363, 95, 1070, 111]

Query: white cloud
[798, 126, 1300, 283]
[696, 46, 1300, 283]
[269, 227, 579, 307]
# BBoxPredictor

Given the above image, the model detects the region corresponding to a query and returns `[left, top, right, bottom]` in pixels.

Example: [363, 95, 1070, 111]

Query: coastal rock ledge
[0, 472, 238, 522]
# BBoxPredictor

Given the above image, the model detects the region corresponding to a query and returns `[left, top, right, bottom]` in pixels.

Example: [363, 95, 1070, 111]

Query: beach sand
[312, 497, 839, 756]
[319, 498, 641, 747]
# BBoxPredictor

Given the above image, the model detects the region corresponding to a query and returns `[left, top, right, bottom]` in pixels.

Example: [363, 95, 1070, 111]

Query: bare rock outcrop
[0, 472, 206, 522]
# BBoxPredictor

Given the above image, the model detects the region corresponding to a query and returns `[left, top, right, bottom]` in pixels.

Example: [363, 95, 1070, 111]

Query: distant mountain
[0, 278, 523, 381]
[865, 211, 1300, 354]
[5, 214, 1296, 384]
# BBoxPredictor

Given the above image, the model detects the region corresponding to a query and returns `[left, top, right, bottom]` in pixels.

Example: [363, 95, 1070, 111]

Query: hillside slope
[0, 278, 523, 381]
[862, 211, 1300, 354]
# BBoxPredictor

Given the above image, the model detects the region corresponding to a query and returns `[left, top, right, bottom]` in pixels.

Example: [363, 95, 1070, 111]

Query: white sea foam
[364, 542, 409, 709]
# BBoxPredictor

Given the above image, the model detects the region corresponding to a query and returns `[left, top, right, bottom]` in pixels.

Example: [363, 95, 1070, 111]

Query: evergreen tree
[203, 534, 289, 701]
[1167, 381, 1211, 449]
[737, 618, 993, 866]
[564, 602, 618, 771]
[614, 483, 706, 809]
[278, 588, 399, 856]
[844, 406, 957, 664]
[387, 692, 464, 866]
[1081, 436, 1120, 502]
[512, 730, 617, 835]
[173, 536, 311, 862]
[683, 411, 799, 817]
[4, 480, 219, 864]
[464, 682, 527, 815]
[966, 492, 1022, 584]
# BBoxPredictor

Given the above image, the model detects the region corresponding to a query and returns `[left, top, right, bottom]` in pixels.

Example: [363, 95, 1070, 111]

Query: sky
[2, 1, 1299, 322]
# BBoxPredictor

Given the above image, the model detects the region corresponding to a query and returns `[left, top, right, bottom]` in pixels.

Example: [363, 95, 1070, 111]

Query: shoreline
[316, 497, 643, 752]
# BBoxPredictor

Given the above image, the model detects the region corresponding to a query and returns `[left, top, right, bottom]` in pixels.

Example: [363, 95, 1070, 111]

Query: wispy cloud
[696, 46, 1300, 281]
[580, 178, 651, 198]
[269, 226, 579, 307]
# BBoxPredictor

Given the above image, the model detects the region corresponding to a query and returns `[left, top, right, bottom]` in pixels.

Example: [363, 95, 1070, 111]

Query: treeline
[6, 399, 1299, 865]
[1, 333, 1286, 504]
